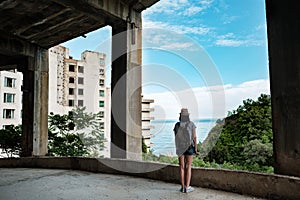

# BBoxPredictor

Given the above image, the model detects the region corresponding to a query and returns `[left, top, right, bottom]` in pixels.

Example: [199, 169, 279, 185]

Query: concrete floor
[0, 168, 264, 200]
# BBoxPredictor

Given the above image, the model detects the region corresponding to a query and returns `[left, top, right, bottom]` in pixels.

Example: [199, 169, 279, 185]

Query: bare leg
[178, 155, 185, 189]
[185, 155, 193, 187]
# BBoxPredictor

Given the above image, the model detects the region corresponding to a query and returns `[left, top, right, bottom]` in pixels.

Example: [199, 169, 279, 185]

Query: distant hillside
[198, 94, 273, 172]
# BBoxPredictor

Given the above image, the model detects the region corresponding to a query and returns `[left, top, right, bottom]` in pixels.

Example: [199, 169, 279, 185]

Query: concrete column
[21, 63, 34, 157]
[111, 13, 142, 160]
[21, 46, 49, 156]
[266, 0, 300, 177]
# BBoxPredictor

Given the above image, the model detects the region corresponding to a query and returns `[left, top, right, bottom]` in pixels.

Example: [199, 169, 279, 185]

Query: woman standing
[173, 108, 197, 193]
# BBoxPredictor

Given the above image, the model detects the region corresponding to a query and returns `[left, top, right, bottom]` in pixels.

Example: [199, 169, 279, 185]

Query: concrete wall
[266, 0, 300, 177]
[0, 157, 299, 200]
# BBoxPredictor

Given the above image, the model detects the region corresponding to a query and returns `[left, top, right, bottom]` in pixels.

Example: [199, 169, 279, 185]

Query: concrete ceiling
[0, 0, 159, 49]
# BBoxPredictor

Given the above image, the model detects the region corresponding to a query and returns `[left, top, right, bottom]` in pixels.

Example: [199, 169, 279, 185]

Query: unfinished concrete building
[0, 0, 159, 159]
[0, 0, 300, 198]
[141, 97, 154, 152]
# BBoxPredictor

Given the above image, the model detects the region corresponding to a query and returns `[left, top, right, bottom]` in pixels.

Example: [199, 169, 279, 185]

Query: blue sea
[150, 119, 217, 156]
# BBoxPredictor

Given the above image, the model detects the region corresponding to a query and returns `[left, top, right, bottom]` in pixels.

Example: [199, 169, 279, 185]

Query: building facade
[0, 69, 23, 129]
[141, 97, 154, 152]
[49, 46, 110, 157]
[49, 46, 107, 114]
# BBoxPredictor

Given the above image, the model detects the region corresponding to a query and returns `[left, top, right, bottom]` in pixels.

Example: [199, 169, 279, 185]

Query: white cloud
[182, 0, 214, 16]
[182, 6, 204, 16]
[215, 33, 264, 47]
[143, 0, 188, 15]
[224, 79, 270, 112]
[215, 39, 245, 47]
[175, 25, 210, 35]
[143, 0, 213, 17]
[143, 20, 210, 35]
[160, 42, 195, 50]
[143, 30, 195, 50]
[222, 14, 238, 24]
[142, 21, 210, 50]
[143, 79, 270, 120]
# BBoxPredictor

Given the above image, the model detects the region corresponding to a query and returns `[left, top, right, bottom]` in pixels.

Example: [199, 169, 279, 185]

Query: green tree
[197, 119, 225, 159]
[242, 139, 273, 166]
[142, 137, 148, 153]
[48, 112, 87, 156]
[204, 94, 273, 171]
[70, 107, 106, 157]
[48, 107, 106, 157]
[0, 125, 22, 157]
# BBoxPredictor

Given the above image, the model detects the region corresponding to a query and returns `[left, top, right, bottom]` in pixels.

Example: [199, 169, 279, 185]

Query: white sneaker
[185, 186, 194, 193]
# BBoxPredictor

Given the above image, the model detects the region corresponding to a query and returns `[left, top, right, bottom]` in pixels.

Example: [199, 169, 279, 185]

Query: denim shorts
[183, 147, 195, 155]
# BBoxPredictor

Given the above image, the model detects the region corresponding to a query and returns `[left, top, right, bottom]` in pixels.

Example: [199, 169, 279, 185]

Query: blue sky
[141, 0, 268, 85]
[62, 0, 270, 119]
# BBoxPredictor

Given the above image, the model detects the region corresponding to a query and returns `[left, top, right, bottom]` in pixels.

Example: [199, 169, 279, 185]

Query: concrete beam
[50, 0, 157, 26]
[266, 0, 300, 177]
[0, 33, 36, 57]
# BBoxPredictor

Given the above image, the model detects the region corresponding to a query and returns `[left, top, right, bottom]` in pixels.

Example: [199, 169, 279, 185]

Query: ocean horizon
[149, 118, 218, 156]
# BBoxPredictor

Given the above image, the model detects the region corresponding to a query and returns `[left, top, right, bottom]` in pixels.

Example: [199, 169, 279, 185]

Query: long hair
[179, 114, 190, 122]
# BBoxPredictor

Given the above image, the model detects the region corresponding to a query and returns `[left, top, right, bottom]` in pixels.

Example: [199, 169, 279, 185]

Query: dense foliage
[142, 137, 148, 153]
[48, 112, 87, 156]
[0, 125, 22, 157]
[0, 107, 106, 157]
[48, 107, 106, 157]
[203, 94, 273, 171]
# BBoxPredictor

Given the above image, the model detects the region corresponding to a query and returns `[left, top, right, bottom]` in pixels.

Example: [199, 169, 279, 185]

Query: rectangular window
[69, 77, 75, 83]
[3, 93, 15, 103]
[78, 100, 84, 107]
[68, 100, 74, 107]
[69, 88, 74, 95]
[3, 109, 14, 119]
[99, 90, 104, 97]
[78, 66, 84, 73]
[4, 77, 16, 88]
[99, 111, 104, 118]
[99, 122, 104, 129]
[78, 77, 84, 85]
[99, 79, 104, 86]
[3, 125, 14, 129]
[69, 64, 75, 72]
[78, 89, 84, 95]
[99, 68, 104, 75]
[99, 101, 104, 107]
[100, 58, 105, 65]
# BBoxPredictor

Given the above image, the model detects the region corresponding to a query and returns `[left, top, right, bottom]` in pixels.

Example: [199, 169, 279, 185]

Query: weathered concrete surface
[0, 0, 159, 48]
[0, 157, 300, 199]
[0, 0, 158, 158]
[110, 15, 143, 160]
[266, 0, 300, 177]
[20, 46, 49, 157]
[0, 168, 264, 200]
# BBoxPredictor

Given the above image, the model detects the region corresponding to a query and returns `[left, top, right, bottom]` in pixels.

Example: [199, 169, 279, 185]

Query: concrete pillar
[21, 63, 34, 157]
[266, 0, 300, 177]
[111, 13, 142, 160]
[21, 46, 49, 156]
